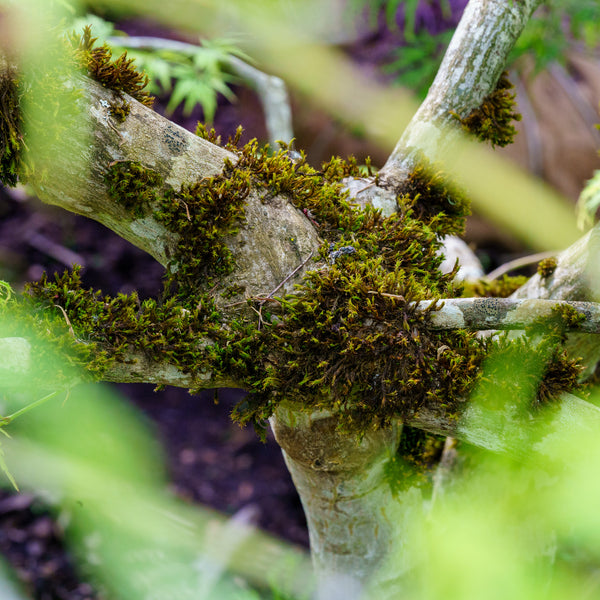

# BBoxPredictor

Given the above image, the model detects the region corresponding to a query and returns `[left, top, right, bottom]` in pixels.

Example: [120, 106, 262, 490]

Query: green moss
[461, 275, 529, 298]
[395, 154, 471, 237]
[537, 256, 557, 278]
[105, 161, 163, 218]
[69, 26, 154, 108]
[0, 65, 22, 187]
[20, 127, 583, 439]
[452, 72, 521, 147]
[24, 265, 228, 384]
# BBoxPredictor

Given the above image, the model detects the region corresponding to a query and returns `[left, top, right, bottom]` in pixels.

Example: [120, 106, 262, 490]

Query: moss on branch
[3, 55, 581, 439]
[0, 25, 154, 187]
[451, 72, 521, 147]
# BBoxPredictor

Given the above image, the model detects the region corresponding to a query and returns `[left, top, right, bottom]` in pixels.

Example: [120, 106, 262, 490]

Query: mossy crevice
[460, 275, 529, 298]
[537, 256, 558, 278]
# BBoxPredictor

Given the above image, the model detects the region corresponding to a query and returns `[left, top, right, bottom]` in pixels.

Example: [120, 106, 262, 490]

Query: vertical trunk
[270, 404, 402, 599]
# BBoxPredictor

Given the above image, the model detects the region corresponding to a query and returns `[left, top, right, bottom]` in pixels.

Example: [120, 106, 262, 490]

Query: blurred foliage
[348, 0, 600, 97]
[69, 13, 251, 121]
[577, 169, 600, 231]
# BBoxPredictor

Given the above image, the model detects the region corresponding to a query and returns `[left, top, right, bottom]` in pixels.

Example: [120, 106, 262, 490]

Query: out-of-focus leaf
[576, 170, 600, 231]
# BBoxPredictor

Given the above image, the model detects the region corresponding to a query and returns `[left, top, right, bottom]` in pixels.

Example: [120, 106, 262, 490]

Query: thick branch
[23, 69, 232, 266]
[378, 0, 542, 190]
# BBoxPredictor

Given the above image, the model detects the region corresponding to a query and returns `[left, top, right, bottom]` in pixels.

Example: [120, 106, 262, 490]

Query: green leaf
[576, 170, 600, 230]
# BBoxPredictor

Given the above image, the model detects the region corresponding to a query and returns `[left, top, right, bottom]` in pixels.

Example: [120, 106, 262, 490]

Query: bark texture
[270, 406, 402, 599]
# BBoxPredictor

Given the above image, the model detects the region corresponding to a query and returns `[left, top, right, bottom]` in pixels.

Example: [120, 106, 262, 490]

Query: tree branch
[378, 0, 543, 191]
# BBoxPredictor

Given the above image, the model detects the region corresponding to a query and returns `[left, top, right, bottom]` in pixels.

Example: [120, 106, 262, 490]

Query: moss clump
[95, 129, 584, 438]
[109, 98, 131, 123]
[69, 26, 154, 108]
[395, 154, 471, 237]
[0, 65, 22, 187]
[537, 256, 558, 278]
[461, 275, 529, 298]
[21, 124, 584, 439]
[105, 161, 164, 218]
[452, 72, 521, 147]
[24, 266, 228, 384]
[384, 427, 446, 495]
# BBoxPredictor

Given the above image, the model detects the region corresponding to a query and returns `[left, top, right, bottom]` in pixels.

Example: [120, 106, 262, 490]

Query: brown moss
[69, 26, 154, 108]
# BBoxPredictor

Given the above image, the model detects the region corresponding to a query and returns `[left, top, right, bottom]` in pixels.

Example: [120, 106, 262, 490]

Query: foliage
[70, 13, 251, 122]
[349, 0, 600, 98]
[510, 0, 600, 70]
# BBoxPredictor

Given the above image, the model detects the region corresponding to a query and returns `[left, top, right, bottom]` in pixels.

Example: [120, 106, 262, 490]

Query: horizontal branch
[0, 336, 243, 391]
[408, 392, 600, 460]
[419, 298, 600, 333]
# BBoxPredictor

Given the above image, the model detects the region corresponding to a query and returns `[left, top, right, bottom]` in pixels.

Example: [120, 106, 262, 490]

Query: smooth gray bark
[377, 0, 543, 191]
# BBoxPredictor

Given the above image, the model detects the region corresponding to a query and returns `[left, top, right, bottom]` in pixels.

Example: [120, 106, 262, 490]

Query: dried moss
[452, 72, 521, 147]
[68, 26, 154, 108]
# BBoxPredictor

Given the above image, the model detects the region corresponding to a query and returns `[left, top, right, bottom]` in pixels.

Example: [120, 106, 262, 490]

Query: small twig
[355, 182, 375, 194]
[222, 296, 282, 309]
[54, 304, 75, 337]
[486, 250, 557, 280]
[367, 291, 405, 300]
[178, 199, 192, 221]
[264, 251, 314, 301]
[0, 391, 58, 426]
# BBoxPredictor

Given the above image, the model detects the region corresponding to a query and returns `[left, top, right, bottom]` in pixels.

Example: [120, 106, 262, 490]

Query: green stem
[1, 391, 58, 426]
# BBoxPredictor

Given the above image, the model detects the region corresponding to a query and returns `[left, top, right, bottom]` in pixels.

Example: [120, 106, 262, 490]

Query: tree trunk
[270, 404, 403, 597]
